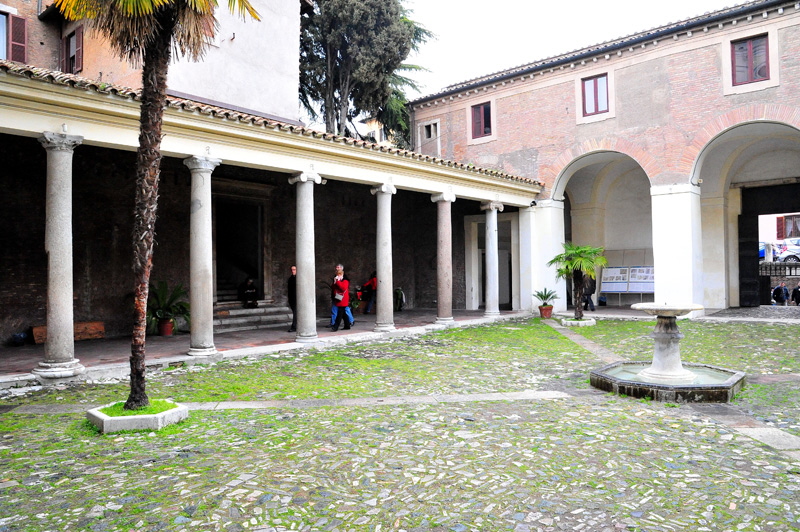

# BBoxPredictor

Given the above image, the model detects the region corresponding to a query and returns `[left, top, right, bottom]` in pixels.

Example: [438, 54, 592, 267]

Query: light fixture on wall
[530, 200, 537, 207]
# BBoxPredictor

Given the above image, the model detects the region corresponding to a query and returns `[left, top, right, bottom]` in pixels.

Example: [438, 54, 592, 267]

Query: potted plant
[146, 281, 191, 336]
[547, 242, 608, 321]
[533, 288, 559, 318]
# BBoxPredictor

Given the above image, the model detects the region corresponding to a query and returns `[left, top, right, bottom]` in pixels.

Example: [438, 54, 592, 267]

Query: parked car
[777, 237, 800, 262]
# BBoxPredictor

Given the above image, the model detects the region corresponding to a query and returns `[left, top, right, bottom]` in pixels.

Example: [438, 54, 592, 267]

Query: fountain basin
[590, 361, 746, 403]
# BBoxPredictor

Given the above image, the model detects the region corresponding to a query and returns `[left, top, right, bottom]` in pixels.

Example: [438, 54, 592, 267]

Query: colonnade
[32, 131, 517, 378]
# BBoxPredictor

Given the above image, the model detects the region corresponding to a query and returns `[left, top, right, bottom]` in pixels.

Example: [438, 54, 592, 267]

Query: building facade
[411, 0, 800, 312]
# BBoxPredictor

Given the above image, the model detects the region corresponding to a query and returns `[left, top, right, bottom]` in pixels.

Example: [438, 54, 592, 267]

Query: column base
[187, 346, 217, 357]
[483, 310, 501, 318]
[374, 324, 396, 332]
[32, 359, 86, 379]
[295, 334, 319, 343]
[435, 316, 455, 325]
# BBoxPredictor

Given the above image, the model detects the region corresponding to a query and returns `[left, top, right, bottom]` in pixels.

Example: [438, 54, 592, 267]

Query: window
[1, 12, 26, 62]
[732, 35, 769, 85]
[424, 123, 438, 140]
[471, 102, 491, 139]
[61, 26, 83, 74]
[582, 74, 608, 117]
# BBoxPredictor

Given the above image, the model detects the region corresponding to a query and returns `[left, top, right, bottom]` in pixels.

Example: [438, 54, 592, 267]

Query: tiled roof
[414, 0, 784, 101]
[0, 59, 541, 188]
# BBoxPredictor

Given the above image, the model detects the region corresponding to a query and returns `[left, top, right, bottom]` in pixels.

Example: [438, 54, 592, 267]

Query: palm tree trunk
[573, 270, 585, 320]
[125, 7, 176, 410]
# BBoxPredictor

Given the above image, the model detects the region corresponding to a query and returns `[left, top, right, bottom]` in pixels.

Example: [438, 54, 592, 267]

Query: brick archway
[678, 104, 800, 175]
[545, 138, 661, 200]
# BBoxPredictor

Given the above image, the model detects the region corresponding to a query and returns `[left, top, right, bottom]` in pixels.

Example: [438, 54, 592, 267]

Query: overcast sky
[402, 0, 743, 98]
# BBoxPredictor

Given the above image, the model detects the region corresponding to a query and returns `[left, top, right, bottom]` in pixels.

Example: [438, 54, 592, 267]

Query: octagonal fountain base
[590, 361, 746, 403]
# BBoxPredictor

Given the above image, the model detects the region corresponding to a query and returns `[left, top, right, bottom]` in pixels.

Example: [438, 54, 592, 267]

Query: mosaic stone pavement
[1, 320, 799, 532]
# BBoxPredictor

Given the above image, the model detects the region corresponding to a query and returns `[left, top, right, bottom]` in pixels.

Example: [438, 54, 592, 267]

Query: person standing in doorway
[331, 264, 351, 331]
[287, 265, 297, 332]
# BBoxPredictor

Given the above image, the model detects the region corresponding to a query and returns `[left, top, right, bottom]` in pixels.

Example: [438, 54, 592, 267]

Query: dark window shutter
[59, 36, 66, 72]
[9, 15, 26, 63]
[75, 26, 83, 72]
[472, 105, 481, 138]
[777, 217, 785, 240]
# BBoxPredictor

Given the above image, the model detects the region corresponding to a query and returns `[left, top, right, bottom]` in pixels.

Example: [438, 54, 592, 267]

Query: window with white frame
[582, 74, 608, 117]
[732, 34, 769, 85]
[418, 119, 441, 156]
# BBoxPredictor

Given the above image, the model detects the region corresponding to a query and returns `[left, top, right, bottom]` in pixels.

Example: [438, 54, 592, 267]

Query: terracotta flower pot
[157, 318, 175, 336]
[538, 305, 553, 318]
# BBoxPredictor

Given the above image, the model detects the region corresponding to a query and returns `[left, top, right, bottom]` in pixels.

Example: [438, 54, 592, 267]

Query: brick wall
[411, 17, 800, 195]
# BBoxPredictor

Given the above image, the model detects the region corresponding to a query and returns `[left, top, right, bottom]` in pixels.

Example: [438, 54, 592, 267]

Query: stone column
[290, 172, 322, 342]
[481, 201, 504, 317]
[431, 192, 456, 324]
[532, 199, 566, 312]
[33, 131, 86, 379]
[184, 156, 221, 356]
[372, 183, 397, 332]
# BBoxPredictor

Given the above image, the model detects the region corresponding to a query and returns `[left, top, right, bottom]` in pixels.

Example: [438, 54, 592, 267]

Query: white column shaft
[482, 203, 502, 316]
[184, 156, 220, 355]
[651, 184, 704, 314]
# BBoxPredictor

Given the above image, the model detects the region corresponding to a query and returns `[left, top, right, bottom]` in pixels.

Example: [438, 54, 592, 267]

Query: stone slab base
[561, 318, 596, 327]
[86, 400, 188, 434]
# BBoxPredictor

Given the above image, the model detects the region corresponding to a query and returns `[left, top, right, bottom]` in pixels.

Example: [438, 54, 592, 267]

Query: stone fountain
[590, 303, 746, 402]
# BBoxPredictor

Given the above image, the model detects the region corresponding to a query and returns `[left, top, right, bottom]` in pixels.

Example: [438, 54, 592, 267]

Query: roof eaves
[0, 59, 541, 189]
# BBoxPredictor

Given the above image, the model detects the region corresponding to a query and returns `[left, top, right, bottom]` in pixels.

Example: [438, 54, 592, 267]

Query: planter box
[86, 400, 188, 434]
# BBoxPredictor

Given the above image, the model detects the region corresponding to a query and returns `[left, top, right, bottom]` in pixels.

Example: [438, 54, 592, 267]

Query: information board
[600, 266, 654, 293]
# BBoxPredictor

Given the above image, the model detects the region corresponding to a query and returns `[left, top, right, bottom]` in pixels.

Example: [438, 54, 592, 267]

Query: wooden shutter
[777, 217, 785, 240]
[471, 105, 482, 139]
[75, 26, 83, 72]
[9, 15, 26, 63]
[59, 36, 66, 72]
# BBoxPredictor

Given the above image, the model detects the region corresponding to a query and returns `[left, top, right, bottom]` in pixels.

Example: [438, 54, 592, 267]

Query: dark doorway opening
[216, 199, 262, 300]
[738, 183, 800, 306]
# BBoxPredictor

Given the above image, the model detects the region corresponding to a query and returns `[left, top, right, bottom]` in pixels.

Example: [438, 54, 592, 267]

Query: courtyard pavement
[0, 306, 799, 531]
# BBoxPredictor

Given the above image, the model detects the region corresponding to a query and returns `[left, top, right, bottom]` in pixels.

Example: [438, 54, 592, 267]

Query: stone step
[213, 313, 290, 326]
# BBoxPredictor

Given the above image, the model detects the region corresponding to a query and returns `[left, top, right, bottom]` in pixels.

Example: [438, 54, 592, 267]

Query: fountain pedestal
[632, 304, 701, 382]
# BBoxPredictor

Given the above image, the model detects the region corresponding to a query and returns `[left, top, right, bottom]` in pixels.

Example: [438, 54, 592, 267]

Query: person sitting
[238, 278, 258, 308]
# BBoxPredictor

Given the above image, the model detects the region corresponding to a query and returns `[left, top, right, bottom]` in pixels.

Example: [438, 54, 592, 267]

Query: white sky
[403, 0, 744, 98]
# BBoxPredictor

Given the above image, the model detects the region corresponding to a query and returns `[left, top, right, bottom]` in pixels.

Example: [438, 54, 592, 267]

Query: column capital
[289, 171, 322, 185]
[480, 201, 504, 212]
[431, 191, 456, 203]
[371, 183, 397, 195]
[39, 132, 83, 152]
[183, 156, 221, 172]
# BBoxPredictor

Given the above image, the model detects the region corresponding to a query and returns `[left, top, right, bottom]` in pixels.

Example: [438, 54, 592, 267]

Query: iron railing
[759, 261, 800, 276]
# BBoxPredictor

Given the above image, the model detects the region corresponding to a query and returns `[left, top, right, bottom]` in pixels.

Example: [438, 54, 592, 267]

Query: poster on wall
[600, 266, 654, 293]
[628, 266, 655, 293]
[600, 267, 629, 293]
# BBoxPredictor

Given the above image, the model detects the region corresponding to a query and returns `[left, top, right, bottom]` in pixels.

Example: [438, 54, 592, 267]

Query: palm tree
[54, 0, 259, 409]
[547, 242, 608, 320]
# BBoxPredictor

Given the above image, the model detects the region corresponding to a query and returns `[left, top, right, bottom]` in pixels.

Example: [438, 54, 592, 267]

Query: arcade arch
[555, 151, 654, 307]
[693, 120, 800, 308]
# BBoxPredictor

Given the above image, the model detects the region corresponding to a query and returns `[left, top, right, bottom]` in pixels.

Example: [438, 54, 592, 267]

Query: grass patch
[99, 399, 178, 417]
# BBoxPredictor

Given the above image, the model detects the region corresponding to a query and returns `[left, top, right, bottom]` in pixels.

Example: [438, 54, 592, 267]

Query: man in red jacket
[331, 264, 351, 331]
